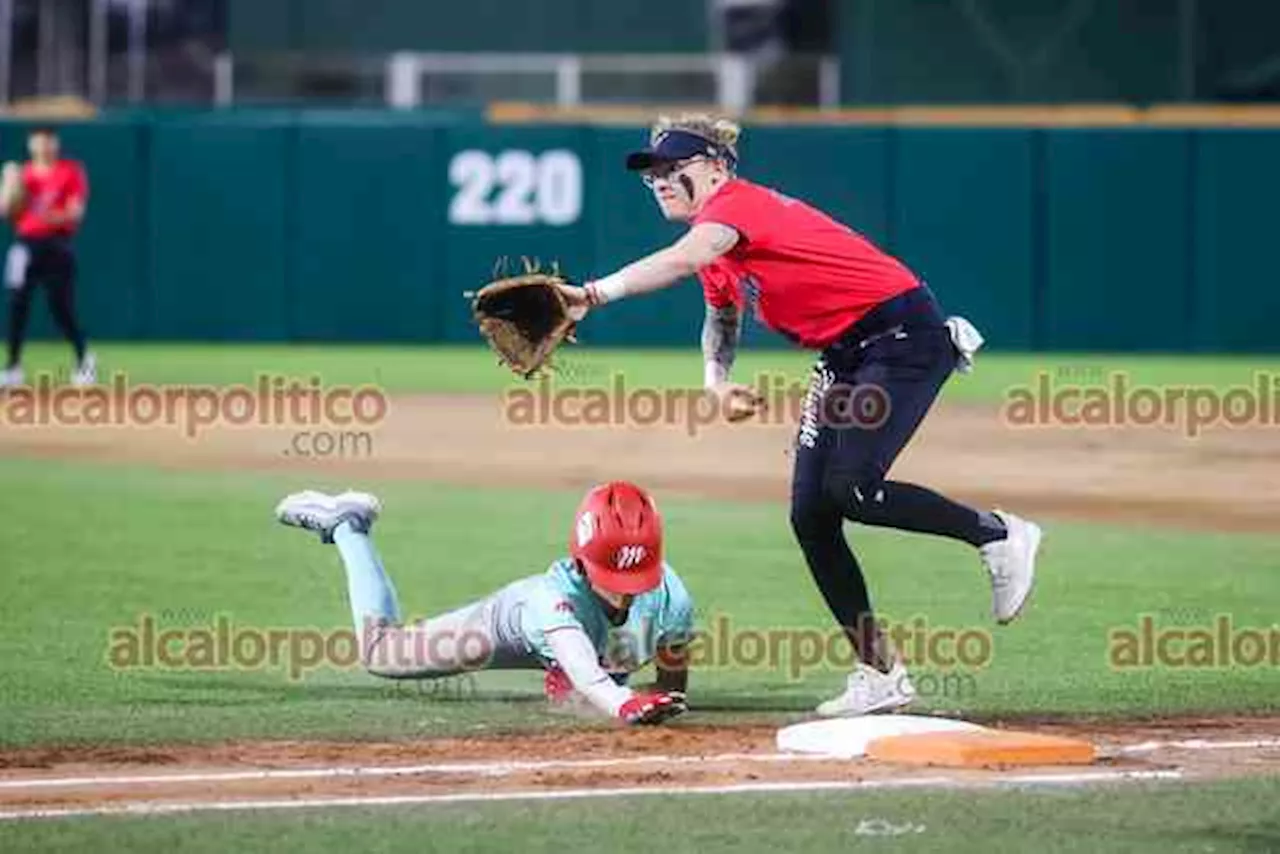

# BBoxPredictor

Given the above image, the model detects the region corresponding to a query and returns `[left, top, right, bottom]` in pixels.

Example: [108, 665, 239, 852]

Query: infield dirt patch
[0, 391, 1276, 533]
[0, 716, 1277, 816]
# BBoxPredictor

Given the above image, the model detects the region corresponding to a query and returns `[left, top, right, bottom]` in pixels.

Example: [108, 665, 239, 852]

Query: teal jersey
[508, 558, 694, 674]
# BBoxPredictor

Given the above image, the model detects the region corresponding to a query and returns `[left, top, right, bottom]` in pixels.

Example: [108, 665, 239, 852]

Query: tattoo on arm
[707, 224, 739, 254]
[702, 302, 742, 381]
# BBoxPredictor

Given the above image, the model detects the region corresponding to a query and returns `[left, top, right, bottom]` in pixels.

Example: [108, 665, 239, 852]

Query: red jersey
[692, 178, 919, 349]
[15, 159, 89, 240]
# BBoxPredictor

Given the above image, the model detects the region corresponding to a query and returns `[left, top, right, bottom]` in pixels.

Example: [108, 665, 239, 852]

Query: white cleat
[980, 509, 1042, 624]
[275, 489, 382, 542]
[71, 352, 97, 387]
[0, 365, 24, 388]
[815, 661, 917, 717]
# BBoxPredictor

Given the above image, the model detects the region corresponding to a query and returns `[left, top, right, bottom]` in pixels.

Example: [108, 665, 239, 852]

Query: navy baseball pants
[789, 285, 1005, 671]
[6, 237, 87, 369]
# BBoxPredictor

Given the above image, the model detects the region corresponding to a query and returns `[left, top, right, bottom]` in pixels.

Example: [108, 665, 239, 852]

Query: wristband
[587, 272, 629, 305]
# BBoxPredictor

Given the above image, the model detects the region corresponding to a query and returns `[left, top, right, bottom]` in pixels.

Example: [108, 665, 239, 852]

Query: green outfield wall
[1, 112, 1274, 352]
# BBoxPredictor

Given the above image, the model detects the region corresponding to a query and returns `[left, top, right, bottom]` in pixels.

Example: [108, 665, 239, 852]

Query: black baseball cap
[625, 129, 736, 171]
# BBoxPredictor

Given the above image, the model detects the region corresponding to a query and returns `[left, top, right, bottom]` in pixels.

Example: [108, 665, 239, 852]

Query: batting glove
[543, 666, 575, 704]
[618, 691, 688, 726]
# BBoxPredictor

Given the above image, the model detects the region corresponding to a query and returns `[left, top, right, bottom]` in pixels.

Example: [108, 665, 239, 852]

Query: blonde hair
[650, 113, 741, 165]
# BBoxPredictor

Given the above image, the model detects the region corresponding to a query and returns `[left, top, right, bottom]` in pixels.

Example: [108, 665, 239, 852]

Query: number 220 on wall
[448, 149, 583, 226]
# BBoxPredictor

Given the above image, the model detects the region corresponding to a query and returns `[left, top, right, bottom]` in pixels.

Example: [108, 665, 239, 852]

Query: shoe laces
[845, 667, 874, 692]
[292, 509, 327, 529]
[982, 543, 1012, 586]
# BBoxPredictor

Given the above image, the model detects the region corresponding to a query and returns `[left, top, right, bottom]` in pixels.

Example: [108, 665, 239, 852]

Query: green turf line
[14, 342, 1280, 405]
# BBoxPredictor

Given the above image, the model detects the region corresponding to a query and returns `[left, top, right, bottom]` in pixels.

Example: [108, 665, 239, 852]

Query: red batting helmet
[569, 481, 664, 595]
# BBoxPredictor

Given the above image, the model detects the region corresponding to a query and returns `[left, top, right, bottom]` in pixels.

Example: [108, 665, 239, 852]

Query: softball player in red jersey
[558, 114, 1042, 717]
[0, 126, 94, 388]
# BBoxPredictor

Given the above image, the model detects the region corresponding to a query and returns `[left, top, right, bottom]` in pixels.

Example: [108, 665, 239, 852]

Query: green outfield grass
[14, 341, 1280, 405]
[0, 449, 1275, 747]
[2, 778, 1277, 853]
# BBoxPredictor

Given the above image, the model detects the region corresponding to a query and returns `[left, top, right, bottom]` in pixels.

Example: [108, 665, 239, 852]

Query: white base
[776, 714, 987, 759]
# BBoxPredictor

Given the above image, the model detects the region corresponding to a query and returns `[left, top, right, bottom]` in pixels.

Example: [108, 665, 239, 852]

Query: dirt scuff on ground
[1, 392, 1277, 533]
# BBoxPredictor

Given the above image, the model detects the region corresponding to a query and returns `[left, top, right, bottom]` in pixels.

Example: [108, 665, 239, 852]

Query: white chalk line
[1115, 738, 1280, 754]
[0, 770, 1184, 822]
[4, 736, 1271, 792]
[0, 752, 832, 791]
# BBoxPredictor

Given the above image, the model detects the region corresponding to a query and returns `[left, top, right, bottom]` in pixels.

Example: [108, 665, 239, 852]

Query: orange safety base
[866, 729, 1097, 768]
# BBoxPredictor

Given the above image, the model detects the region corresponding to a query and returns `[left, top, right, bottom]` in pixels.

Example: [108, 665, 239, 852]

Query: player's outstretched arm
[545, 625, 687, 725]
[558, 223, 740, 312]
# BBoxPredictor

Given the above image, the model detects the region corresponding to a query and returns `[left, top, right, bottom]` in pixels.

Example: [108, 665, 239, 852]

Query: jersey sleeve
[695, 183, 772, 248]
[698, 261, 741, 309]
[519, 580, 589, 662]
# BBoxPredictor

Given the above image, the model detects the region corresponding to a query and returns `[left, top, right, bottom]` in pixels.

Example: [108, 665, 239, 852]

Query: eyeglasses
[640, 156, 707, 187]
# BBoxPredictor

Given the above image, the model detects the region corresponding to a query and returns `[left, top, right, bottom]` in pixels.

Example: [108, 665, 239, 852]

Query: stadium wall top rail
[486, 102, 1280, 128]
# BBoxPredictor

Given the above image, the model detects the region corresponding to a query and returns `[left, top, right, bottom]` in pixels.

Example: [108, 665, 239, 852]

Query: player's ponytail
[710, 118, 741, 151]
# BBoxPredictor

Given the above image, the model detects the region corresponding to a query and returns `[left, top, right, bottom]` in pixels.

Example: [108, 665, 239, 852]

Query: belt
[827, 285, 944, 353]
[851, 324, 907, 350]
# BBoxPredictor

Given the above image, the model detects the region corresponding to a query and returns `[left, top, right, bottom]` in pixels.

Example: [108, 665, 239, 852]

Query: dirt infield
[0, 717, 1277, 817]
[1, 391, 1277, 532]
[1, 390, 1277, 816]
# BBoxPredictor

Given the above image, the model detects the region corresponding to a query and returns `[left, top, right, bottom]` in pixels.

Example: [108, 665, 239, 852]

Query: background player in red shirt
[559, 114, 1043, 717]
[0, 126, 95, 387]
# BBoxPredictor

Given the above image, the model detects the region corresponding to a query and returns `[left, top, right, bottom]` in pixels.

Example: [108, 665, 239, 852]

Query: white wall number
[448, 150, 494, 225]
[535, 150, 582, 225]
[448, 149, 582, 226]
